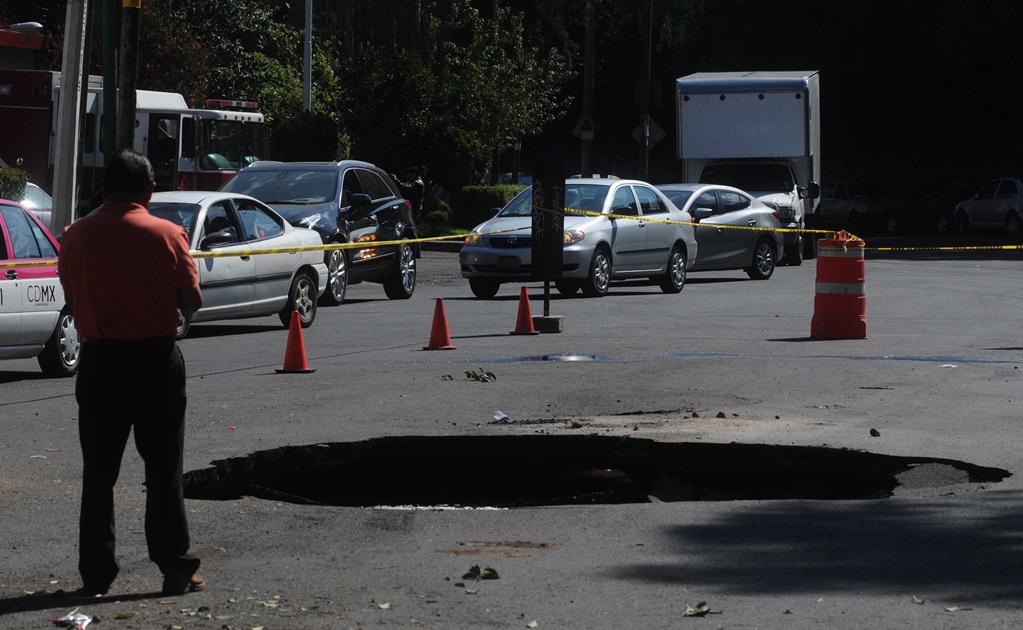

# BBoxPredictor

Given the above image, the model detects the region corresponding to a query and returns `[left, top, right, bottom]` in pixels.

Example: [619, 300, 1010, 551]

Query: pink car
[0, 198, 79, 376]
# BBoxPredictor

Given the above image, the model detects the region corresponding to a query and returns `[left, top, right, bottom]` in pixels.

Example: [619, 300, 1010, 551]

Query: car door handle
[747, 220, 757, 226]
[5, 269, 16, 280]
[240, 256, 251, 261]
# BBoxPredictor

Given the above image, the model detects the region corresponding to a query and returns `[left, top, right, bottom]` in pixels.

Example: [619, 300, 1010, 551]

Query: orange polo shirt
[58, 202, 199, 339]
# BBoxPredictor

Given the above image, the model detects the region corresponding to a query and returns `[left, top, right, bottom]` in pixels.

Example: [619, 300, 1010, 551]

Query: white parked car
[147, 191, 328, 338]
[0, 198, 79, 376]
[460, 178, 697, 298]
[953, 177, 1023, 238]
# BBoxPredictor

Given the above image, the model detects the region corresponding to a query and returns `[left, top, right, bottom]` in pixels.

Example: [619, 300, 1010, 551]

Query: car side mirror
[350, 193, 372, 207]
[801, 182, 821, 200]
[692, 207, 713, 221]
[199, 231, 232, 250]
[489, 207, 501, 218]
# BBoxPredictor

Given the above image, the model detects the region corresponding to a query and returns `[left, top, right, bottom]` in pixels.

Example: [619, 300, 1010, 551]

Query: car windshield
[149, 202, 201, 241]
[699, 163, 794, 193]
[497, 184, 610, 217]
[221, 170, 338, 204]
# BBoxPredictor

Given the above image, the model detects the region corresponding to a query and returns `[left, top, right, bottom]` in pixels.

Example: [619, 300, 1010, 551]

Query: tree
[336, 0, 573, 192]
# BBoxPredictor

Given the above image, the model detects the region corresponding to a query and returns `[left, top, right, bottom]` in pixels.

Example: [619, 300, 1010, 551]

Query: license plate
[497, 256, 521, 271]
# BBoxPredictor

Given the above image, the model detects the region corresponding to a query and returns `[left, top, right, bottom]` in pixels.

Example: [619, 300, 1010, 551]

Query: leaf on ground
[912, 595, 925, 605]
[114, 612, 133, 619]
[527, 621, 539, 628]
[480, 567, 500, 580]
[377, 602, 391, 610]
[945, 606, 959, 612]
[464, 588, 478, 594]
[683, 601, 718, 617]
[462, 565, 482, 580]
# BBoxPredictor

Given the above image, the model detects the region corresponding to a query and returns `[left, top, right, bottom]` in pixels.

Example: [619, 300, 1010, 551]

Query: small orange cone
[510, 286, 540, 335]
[424, 298, 457, 350]
[276, 310, 315, 373]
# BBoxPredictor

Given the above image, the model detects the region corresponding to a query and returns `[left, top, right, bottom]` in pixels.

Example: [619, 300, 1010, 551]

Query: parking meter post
[529, 147, 566, 333]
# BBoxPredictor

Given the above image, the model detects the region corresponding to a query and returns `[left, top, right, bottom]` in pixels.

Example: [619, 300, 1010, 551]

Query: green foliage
[464, 367, 497, 383]
[417, 198, 465, 238]
[0, 167, 29, 201]
[337, 0, 573, 194]
[454, 184, 527, 228]
[139, 1, 211, 107]
[271, 111, 340, 161]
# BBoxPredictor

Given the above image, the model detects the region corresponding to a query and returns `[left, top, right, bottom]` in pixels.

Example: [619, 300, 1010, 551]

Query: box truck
[676, 70, 821, 263]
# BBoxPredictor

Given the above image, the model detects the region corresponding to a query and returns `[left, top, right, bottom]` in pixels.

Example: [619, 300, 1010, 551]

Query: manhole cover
[183, 435, 1008, 508]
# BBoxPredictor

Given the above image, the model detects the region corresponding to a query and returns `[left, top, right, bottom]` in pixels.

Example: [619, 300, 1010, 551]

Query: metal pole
[581, 0, 595, 177]
[51, 0, 89, 233]
[103, 0, 119, 161]
[640, 0, 652, 180]
[303, 0, 312, 111]
[116, 0, 141, 151]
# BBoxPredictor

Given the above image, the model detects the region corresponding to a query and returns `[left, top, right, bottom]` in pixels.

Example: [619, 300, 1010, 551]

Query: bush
[454, 184, 527, 228]
[417, 198, 463, 238]
[0, 167, 29, 201]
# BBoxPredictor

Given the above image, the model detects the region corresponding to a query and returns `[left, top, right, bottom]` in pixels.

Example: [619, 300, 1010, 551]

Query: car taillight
[772, 211, 781, 221]
[403, 199, 412, 209]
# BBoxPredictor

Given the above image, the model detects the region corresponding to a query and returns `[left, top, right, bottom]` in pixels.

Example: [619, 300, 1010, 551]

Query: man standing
[58, 149, 204, 596]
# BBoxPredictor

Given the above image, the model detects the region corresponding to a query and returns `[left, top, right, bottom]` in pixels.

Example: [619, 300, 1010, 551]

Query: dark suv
[220, 160, 418, 305]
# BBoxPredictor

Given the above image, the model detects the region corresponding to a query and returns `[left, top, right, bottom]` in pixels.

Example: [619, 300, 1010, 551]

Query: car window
[498, 188, 533, 217]
[355, 169, 394, 201]
[694, 191, 718, 214]
[341, 170, 366, 207]
[719, 191, 751, 213]
[235, 200, 284, 241]
[23, 184, 52, 212]
[976, 180, 999, 199]
[610, 186, 638, 216]
[222, 169, 337, 204]
[0, 204, 56, 259]
[996, 180, 1018, 199]
[634, 186, 667, 216]
[823, 183, 837, 198]
[204, 201, 239, 243]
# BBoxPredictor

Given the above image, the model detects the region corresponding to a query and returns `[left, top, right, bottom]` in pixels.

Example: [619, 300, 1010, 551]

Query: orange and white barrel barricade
[810, 231, 867, 339]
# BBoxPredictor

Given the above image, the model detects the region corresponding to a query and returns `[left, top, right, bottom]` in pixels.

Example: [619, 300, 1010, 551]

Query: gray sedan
[148, 191, 328, 338]
[460, 178, 697, 298]
[657, 184, 784, 280]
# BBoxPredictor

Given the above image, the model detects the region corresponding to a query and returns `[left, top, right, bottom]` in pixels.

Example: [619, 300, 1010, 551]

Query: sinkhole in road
[183, 435, 1009, 508]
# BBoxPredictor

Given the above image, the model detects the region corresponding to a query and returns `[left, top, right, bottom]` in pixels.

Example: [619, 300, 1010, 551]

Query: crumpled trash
[492, 411, 509, 424]
[53, 608, 92, 629]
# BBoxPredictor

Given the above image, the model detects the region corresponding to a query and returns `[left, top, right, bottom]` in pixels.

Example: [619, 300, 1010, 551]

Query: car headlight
[298, 213, 326, 229]
[775, 205, 795, 219]
[465, 232, 483, 246]
[564, 229, 585, 245]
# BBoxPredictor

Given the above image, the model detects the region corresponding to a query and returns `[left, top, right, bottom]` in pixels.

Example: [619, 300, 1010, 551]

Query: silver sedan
[657, 184, 784, 280]
[460, 178, 697, 298]
[148, 191, 328, 338]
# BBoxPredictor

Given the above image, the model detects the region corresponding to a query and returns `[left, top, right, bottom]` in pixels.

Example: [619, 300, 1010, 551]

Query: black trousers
[76, 340, 200, 590]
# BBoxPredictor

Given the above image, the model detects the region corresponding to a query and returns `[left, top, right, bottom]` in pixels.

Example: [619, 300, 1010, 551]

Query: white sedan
[148, 191, 328, 338]
[0, 198, 79, 376]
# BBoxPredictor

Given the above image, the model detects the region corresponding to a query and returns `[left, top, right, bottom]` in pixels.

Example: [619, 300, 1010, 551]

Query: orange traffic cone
[424, 298, 457, 350]
[510, 286, 540, 335]
[276, 310, 315, 373]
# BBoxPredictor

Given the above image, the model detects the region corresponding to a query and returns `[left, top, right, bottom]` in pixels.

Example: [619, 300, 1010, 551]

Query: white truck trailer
[676, 70, 821, 263]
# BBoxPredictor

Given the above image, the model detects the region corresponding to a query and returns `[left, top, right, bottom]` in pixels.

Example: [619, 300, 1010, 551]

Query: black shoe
[161, 572, 204, 596]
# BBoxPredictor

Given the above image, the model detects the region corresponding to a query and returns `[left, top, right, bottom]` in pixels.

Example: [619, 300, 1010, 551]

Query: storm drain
[183, 435, 1009, 508]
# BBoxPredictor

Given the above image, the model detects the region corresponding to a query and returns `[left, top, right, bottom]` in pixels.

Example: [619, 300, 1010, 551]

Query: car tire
[658, 246, 686, 294]
[554, 279, 581, 296]
[784, 235, 803, 266]
[469, 278, 500, 299]
[37, 306, 79, 377]
[175, 309, 192, 340]
[955, 211, 971, 235]
[1006, 211, 1022, 239]
[319, 246, 348, 306]
[746, 237, 777, 280]
[581, 246, 611, 297]
[383, 240, 416, 299]
[279, 271, 317, 328]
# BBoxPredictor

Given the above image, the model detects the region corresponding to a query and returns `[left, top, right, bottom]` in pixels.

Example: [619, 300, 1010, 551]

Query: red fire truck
[0, 70, 267, 213]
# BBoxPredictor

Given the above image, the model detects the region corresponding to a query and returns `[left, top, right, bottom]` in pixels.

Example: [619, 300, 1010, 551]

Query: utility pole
[639, 0, 653, 180]
[103, 0, 119, 161]
[580, 0, 595, 178]
[117, 0, 141, 151]
[51, 0, 89, 233]
[303, 0, 312, 111]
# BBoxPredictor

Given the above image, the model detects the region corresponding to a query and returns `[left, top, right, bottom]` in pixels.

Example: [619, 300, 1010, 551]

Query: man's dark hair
[104, 149, 155, 201]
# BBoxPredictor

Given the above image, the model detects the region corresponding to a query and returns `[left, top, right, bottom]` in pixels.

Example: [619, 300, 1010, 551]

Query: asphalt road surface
[2, 246, 1022, 629]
